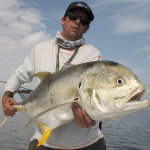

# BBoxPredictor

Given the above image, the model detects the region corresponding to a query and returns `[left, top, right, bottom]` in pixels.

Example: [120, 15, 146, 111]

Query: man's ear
[61, 17, 65, 26]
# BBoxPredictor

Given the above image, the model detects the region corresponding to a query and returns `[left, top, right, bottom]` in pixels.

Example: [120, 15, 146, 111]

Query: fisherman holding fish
[2, 1, 106, 150]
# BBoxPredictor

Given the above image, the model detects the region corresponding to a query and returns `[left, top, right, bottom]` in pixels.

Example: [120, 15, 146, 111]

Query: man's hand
[71, 103, 96, 128]
[2, 95, 17, 117]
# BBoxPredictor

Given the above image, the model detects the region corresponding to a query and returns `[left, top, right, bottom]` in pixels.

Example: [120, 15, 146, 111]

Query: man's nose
[74, 18, 80, 24]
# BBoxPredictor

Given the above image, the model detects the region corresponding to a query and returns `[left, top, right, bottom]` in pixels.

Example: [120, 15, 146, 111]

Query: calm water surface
[0, 84, 150, 150]
[103, 108, 150, 150]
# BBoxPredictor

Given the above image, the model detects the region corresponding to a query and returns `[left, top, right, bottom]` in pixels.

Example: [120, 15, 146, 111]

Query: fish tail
[0, 116, 8, 127]
[36, 123, 53, 147]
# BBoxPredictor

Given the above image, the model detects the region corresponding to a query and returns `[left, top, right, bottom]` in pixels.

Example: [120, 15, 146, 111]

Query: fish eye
[117, 79, 124, 85]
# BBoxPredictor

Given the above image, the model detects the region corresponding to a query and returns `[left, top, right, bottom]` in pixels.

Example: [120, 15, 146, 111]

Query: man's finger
[72, 103, 94, 128]
[82, 110, 96, 126]
[2, 97, 17, 116]
[72, 103, 87, 127]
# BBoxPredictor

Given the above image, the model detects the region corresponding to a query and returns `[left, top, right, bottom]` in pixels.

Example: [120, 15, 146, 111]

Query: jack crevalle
[1, 60, 149, 146]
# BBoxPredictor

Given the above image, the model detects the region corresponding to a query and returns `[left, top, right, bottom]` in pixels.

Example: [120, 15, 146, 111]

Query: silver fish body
[12, 60, 149, 146]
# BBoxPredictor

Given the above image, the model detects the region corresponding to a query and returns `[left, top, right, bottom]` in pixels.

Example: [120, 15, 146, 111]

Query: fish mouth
[116, 86, 146, 108]
[128, 88, 145, 103]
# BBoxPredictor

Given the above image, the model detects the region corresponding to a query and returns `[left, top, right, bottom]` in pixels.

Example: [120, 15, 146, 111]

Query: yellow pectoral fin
[36, 123, 53, 147]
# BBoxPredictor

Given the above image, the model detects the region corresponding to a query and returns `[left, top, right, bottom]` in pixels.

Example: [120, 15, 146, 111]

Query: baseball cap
[64, 1, 94, 21]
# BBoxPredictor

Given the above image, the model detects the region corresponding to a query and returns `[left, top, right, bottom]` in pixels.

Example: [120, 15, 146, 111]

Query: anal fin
[36, 123, 53, 147]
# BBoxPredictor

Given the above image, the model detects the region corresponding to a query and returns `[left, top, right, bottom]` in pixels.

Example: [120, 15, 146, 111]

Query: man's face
[61, 9, 90, 41]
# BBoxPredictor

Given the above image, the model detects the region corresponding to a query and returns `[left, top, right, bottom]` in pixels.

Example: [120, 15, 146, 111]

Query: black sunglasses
[65, 12, 90, 26]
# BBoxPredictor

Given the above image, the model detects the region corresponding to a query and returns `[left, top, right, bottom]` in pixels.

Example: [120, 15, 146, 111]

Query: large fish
[2, 61, 150, 146]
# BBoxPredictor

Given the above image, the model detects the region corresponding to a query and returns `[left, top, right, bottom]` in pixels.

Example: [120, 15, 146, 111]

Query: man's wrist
[3, 91, 14, 98]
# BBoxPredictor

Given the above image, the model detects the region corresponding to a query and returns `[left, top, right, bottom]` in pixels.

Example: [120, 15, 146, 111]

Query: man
[2, 1, 106, 150]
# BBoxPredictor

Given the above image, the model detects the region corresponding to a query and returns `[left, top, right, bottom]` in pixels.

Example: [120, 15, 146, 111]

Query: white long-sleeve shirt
[5, 38, 104, 149]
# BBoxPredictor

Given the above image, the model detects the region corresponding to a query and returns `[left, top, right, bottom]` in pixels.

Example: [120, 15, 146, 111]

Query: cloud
[21, 31, 51, 50]
[113, 17, 150, 34]
[134, 45, 150, 59]
[92, 0, 150, 34]
[112, 3, 150, 34]
[0, 0, 52, 80]
[92, 0, 150, 10]
[0, 0, 51, 51]
[147, 34, 150, 39]
[135, 45, 150, 54]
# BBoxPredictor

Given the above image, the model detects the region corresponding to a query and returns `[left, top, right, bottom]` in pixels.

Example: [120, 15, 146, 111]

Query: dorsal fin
[32, 72, 52, 81]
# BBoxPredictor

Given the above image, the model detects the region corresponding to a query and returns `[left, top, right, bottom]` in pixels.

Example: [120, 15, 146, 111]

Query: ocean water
[102, 108, 150, 150]
[0, 113, 34, 150]
[0, 83, 150, 150]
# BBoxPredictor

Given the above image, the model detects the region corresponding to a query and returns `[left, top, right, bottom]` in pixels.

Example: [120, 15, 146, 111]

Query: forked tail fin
[36, 123, 53, 147]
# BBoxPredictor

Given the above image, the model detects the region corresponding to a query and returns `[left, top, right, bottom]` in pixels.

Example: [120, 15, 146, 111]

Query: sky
[0, 0, 150, 99]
